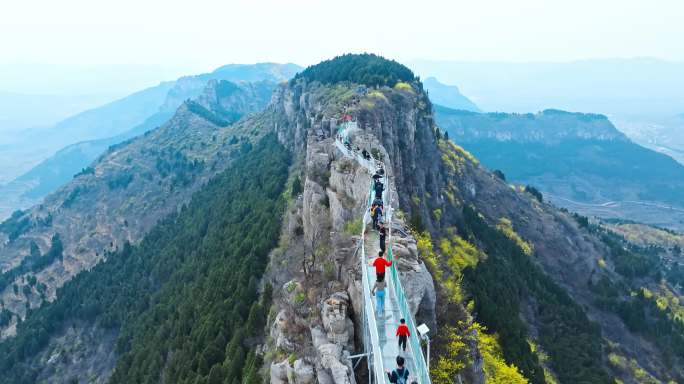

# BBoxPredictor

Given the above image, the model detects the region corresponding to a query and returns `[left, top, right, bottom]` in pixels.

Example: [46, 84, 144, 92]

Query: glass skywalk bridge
[335, 122, 431, 384]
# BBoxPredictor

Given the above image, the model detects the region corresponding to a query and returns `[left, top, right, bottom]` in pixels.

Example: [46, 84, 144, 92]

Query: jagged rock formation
[258, 74, 446, 383]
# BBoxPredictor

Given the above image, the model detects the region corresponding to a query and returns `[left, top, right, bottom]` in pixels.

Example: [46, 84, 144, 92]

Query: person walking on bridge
[396, 318, 410, 353]
[379, 221, 387, 252]
[387, 356, 411, 384]
[371, 278, 387, 316]
[370, 251, 392, 282]
[371, 203, 383, 230]
[374, 179, 384, 199]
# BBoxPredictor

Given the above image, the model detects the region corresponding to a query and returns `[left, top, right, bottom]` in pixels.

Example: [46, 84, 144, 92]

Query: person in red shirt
[396, 318, 410, 352]
[370, 251, 392, 281]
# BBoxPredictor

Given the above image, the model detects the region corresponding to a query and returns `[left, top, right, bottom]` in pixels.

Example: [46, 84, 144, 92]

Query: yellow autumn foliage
[496, 218, 533, 256]
[478, 327, 529, 384]
[432, 323, 529, 384]
[394, 81, 414, 92]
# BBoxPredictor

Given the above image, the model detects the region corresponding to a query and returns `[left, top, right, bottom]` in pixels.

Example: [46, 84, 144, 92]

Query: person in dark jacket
[379, 221, 387, 252]
[374, 179, 384, 199]
[371, 204, 383, 229]
[387, 356, 410, 384]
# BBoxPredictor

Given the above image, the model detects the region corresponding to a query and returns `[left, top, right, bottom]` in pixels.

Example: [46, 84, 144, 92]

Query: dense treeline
[590, 276, 684, 378]
[153, 147, 205, 187]
[460, 206, 612, 384]
[0, 235, 63, 293]
[0, 134, 290, 384]
[294, 53, 416, 88]
[591, 225, 661, 278]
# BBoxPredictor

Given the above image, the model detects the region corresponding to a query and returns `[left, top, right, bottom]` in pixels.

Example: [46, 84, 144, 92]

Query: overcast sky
[1, 0, 682, 93]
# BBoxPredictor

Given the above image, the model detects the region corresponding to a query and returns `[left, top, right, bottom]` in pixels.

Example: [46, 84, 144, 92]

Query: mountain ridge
[0, 63, 302, 220]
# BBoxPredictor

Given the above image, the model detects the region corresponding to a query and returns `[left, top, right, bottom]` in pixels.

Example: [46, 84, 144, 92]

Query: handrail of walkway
[384, 186, 432, 384]
[361, 183, 387, 384]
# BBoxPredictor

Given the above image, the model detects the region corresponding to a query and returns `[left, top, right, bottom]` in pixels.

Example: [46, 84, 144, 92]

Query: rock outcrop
[263, 79, 437, 383]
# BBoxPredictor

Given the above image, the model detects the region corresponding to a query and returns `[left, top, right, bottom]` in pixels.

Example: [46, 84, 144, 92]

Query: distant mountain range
[434, 105, 684, 230]
[422, 77, 480, 112]
[0, 92, 118, 132]
[411, 58, 684, 168]
[0, 63, 301, 220]
[411, 58, 684, 117]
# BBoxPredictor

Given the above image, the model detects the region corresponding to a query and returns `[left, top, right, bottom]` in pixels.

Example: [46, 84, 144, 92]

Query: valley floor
[546, 193, 684, 232]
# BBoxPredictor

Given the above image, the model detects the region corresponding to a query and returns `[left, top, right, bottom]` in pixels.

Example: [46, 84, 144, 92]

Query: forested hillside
[0, 135, 290, 384]
[0, 79, 276, 332]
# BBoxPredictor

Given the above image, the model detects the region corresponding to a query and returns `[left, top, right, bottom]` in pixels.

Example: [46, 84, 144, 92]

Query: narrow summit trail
[335, 122, 431, 384]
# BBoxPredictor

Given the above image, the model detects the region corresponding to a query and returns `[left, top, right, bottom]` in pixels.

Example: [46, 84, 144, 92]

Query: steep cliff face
[0, 80, 272, 338]
[261, 78, 440, 383]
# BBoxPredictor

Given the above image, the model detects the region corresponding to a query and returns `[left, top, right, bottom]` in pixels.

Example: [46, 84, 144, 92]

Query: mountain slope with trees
[0, 135, 289, 384]
[0, 63, 300, 221]
[0, 80, 274, 337]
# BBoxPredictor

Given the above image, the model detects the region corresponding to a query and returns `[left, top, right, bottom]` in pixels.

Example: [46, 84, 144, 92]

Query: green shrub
[323, 261, 336, 281]
[294, 292, 306, 305]
[343, 219, 363, 236]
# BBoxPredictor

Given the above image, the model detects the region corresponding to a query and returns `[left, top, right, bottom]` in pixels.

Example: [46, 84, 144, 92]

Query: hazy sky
[1, 0, 683, 93]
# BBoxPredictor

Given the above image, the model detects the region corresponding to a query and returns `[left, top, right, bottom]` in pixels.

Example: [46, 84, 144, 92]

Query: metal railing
[336, 122, 432, 384]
